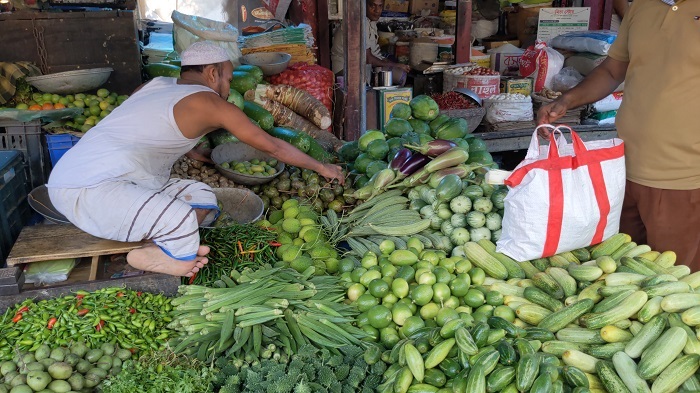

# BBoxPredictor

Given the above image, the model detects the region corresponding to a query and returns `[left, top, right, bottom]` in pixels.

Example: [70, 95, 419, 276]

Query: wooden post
[317, 0, 331, 69]
[455, 0, 472, 64]
[343, 0, 366, 141]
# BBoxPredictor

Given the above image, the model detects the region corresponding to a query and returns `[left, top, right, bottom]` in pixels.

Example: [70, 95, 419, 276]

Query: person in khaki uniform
[538, 0, 700, 269]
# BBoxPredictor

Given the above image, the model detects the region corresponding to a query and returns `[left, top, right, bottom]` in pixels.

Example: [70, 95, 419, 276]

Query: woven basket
[441, 107, 487, 133]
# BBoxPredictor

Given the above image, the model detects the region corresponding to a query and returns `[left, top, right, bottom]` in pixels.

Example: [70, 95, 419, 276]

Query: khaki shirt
[608, 0, 700, 189]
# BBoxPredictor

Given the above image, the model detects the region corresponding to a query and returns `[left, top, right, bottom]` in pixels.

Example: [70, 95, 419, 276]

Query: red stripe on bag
[587, 161, 610, 244]
[543, 167, 565, 257]
[505, 142, 624, 187]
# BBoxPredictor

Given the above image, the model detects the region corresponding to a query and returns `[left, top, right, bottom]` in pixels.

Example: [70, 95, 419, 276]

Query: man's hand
[317, 164, 345, 185]
[395, 63, 411, 74]
[537, 98, 570, 137]
[185, 148, 214, 164]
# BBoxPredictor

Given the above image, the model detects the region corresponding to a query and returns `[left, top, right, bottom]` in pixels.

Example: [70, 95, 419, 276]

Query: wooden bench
[6, 224, 145, 281]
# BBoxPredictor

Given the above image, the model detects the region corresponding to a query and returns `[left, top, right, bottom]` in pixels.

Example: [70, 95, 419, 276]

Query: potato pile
[170, 156, 238, 189]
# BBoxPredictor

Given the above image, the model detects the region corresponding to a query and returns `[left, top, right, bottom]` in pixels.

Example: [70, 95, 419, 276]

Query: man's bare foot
[127, 245, 210, 277]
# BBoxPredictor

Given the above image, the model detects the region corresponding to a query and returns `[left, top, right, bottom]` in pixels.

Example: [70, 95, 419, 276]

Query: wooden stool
[6, 224, 145, 280]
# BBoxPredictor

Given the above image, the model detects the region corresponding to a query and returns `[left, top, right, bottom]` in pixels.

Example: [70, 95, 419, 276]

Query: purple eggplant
[398, 153, 430, 178]
[389, 148, 413, 171]
[404, 139, 458, 157]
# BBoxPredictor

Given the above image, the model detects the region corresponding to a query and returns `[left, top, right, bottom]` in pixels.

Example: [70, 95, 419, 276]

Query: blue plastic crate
[46, 134, 81, 167]
[0, 150, 31, 266]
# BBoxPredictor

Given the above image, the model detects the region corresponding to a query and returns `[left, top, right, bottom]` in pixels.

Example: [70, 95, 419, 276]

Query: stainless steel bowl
[25, 68, 113, 94]
[211, 142, 285, 186]
[453, 87, 483, 107]
[241, 52, 292, 76]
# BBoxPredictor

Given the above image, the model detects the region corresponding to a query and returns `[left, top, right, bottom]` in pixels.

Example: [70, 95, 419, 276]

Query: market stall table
[5, 223, 145, 281]
[474, 124, 617, 153]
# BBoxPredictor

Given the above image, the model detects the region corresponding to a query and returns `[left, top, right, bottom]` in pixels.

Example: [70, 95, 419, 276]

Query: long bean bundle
[185, 224, 278, 286]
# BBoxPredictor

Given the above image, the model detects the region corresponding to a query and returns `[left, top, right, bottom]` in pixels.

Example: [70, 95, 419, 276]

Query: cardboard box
[483, 40, 521, 51]
[410, 0, 439, 15]
[377, 87, 413, 130]
[500, 77, 534, 96]
[384, 0, 410, 13]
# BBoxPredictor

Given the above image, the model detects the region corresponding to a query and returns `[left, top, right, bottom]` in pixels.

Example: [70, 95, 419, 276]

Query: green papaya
[410, 95, 440, 121]
[338, 141, 361, 162]
[390, 102, 412, 120]
[366, 139, 390, 160]
[429, 114, 451, 132]
[384, 118, 413, 137]
[467, 150, 494, 165]
[387, 137, 405, 151]
[401, 131, 420, 146]
[231, 71, 258, 94]
[358, 130, 385, 151]
[235, 65, 264, 83]
[144, 63, 180, 78]
[435, 118, 468, 140]
[408, 119, 431, 134]
[354, 153, 374, 173]
[468, 138, 488, 153]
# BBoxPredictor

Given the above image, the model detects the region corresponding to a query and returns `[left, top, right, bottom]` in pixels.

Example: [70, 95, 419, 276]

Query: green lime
[381, 264, 398, 278]
[469, 267, 486, 285]
[421, 250, 441, 266]
[347, 283, 366, 302]
[368, 279, 390, 298]
[432, 283, 451, 303]
[360, 270, 382, 288]
[395, 266, 415, 282]
[368, 305, 393, 329]
[410, 284, 434, 306]
[443, 296, 460, 309]
[391, 303, 414, 326]
[382, 293, 398, 307]
[338, 258, 356, 274]
[350, 268, 367, 283]
[400, 316, 426, 338]
[464, 288, 485, 308]
[449, 274, 471, 297]
[435, 307, 459, 327]
[485, 290, 504, 306]
[356, 294, 380, 312]
[361, 251, 378, 268]
[454, 259, 473, 274]
[419, 302, 440, 320]
[417, 271, 437, 286]
[379, 239, 395, 255]
[380, 327, 400, 348]
[493, 305, 516, 323]
[438, 257, 457, 273]
[356, 311, 370, 327]
[433, 267, 452, 284]
[391, 278, 410, 299]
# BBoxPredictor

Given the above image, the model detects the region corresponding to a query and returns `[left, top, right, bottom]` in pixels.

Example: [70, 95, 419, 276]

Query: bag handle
[553, 125, 588, 156]
[527, 124, 566, 160]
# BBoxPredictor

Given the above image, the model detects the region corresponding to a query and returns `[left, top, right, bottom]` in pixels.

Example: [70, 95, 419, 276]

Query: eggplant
[398, 153, 430, 178]
[389, 148, 413, 171]
[427, 164, 472, 188]
[370, 168, 397, 199]
[424, 147, 470, 173]
[403, 139, 457, 157]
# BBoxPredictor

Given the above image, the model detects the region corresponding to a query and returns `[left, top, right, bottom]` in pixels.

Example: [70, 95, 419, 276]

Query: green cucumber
[243, 101, 274, 131]
[267, 126, 312, 153]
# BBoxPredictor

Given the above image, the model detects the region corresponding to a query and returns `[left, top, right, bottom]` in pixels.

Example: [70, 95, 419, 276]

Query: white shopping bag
[172, 10, 242, 68]
[496, 125, 626, 261]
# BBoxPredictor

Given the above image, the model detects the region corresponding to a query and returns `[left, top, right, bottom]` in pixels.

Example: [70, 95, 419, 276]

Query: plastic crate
[0, 151, 31, 266]
[46, 134, 81, 167]
[0, 120, 51, 190]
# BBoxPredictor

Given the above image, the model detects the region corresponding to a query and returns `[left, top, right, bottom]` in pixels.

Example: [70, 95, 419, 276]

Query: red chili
[269, 241, 282, 247]
[129, 308, 136, 314]
[76, 294, 85, 300]
[136, 292, 143, 297]
[77, 308, 90, 316]
[116, 292, 124, 298]
[129, 348, 138, 354]
[12, 314, 22, 323]
[188, 273, 197, 285]
[95, 320, 105, 331]
[17, 306, 29, 314]
[76, 299, 83, 307]
[47, 318, 57, 329]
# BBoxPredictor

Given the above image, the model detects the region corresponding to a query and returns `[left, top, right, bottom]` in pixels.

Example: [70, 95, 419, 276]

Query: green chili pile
[0, 287, 173, 359]
[187, 223, 279, 286]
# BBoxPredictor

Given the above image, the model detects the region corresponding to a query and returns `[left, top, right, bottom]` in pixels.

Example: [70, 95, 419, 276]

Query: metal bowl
[25, 68, 113, 94]
[27, 185, 71, 224]
[204, 188, 265, 228]
[241, 52, 292, 76]
[453, 87, 483, 107]
[211, 142, 285, 186]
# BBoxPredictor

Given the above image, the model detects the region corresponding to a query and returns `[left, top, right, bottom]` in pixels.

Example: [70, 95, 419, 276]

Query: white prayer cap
[180, 42, 230, 66]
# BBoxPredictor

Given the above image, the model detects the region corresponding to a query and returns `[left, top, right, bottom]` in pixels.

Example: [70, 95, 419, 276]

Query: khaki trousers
[620, 180, 700, 271]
